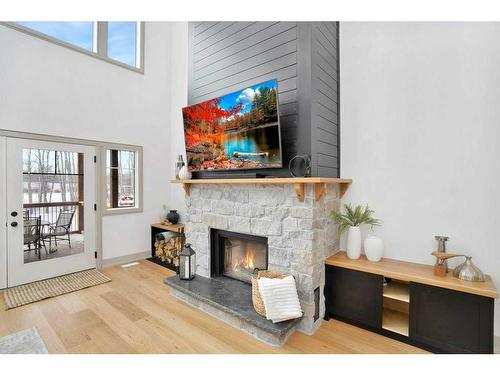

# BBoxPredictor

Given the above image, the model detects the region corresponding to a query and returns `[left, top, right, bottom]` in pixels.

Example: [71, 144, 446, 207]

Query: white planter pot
[346, 226, 361, 259]
[364, 236, 384, 262]
[179, 165, 192, 180]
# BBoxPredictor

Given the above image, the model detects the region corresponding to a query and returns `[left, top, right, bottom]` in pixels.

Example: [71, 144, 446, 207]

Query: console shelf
[383, 281, 410, 303]
[326, 251, 498, 298]
[325, 252, 498, 353]
[382, 308, 409, 337]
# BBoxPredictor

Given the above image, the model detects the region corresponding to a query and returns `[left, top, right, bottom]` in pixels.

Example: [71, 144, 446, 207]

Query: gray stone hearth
[165, 275, 300, 346]
[175, 182, 340, 339]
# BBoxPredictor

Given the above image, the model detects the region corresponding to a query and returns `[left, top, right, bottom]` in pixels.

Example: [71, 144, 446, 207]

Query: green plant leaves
[331, 203, 382, 234]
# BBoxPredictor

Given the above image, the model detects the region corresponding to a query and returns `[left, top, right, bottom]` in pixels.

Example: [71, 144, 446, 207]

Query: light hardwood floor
[0, 260, 427, 354]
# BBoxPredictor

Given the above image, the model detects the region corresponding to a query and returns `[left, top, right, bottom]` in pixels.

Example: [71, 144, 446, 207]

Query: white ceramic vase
[346, 226, 361, 259]
[364, 236, 384, 262]
[160, 205, 168, 222]
[178, 165, 192, 180]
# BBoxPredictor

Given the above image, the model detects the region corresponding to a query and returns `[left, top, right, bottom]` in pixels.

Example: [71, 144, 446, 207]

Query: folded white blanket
[257, 276, 303, 323]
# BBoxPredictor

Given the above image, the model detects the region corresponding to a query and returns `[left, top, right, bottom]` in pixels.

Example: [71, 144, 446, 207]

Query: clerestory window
[4, 21, 144, 72]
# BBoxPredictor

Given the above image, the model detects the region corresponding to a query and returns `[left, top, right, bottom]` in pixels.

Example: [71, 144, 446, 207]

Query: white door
[0, 136, 7, 289]
[5, 138, 97, 287]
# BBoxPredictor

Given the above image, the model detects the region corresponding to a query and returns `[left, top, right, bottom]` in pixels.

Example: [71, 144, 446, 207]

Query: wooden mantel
[170, 177, 352, 202]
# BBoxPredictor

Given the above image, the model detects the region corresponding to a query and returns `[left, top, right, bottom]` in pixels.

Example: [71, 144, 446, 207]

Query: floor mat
[3, 269, 111, 309]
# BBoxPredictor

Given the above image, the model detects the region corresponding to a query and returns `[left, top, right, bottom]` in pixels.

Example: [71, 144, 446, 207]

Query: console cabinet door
[409, 282, 494, 353]
[325, 266, 383, 329]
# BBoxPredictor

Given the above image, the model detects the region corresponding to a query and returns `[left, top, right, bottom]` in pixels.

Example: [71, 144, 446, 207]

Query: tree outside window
[105, 149, 137, 209]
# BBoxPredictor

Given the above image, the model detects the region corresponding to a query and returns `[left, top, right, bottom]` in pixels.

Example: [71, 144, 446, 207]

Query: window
[108, 22, 137, 67]
[6, 21, 144, 72]
[102, 146, 142, 214]
[16, 22, 94, 51]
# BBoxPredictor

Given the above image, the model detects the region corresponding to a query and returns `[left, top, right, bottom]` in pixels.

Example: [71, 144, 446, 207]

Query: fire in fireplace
[211, 229, 268, 283]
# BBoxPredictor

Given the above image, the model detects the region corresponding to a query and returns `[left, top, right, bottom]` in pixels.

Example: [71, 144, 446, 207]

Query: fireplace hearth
[211, 229, 268, 283]
[173, 182, 343, 340]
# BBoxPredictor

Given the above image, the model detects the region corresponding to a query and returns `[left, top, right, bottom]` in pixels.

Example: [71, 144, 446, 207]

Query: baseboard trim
[101, 251, 150, 269]
[495, 335, 500, 354]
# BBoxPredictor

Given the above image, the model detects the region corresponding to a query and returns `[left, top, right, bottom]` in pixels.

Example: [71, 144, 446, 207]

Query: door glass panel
[22, 148, 85, 263]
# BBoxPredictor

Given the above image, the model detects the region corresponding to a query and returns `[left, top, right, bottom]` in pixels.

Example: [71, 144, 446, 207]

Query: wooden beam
[314, 183, 326, 201]
[294, 183, 305, 202]
[171, 177, 352, 185]
[170, 177, 353, 202]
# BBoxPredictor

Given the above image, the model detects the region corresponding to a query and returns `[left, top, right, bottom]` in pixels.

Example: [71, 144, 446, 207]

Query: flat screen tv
[182, 79, 282, 172]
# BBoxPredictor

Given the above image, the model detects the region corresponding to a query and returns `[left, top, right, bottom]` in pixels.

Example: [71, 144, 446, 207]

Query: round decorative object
[288, 154, 311, 177]
[364, 236, 384, 262]
[179, 165, 192, 180]
[346, 226, 361, 259]
[453, 256, 485, 282]
[167, 210, 180, 224]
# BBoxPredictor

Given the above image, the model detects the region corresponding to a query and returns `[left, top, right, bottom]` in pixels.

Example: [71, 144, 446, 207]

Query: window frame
[1, 21, 145, 73]
[99, 144, 143, 216]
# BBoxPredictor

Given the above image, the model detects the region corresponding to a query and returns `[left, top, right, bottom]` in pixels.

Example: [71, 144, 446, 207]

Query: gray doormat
[3, 269, 111, 309]
[0, 327, 48, 354]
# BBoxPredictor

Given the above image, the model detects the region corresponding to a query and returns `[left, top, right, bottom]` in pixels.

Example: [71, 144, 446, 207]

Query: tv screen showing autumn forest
[182, 79, 282, 172]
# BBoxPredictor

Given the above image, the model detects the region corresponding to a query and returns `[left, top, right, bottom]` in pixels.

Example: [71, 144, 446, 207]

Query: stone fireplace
[210, 229, 268, 283]
[180, 181, 342, 335]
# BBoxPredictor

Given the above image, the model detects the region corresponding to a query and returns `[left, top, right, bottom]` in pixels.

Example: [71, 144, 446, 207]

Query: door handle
[11, 211, 18, 217]
[10, 222, 18, 227]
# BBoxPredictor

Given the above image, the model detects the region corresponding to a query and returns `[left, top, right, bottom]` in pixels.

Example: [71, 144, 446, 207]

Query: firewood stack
[155, 233, 184, 267]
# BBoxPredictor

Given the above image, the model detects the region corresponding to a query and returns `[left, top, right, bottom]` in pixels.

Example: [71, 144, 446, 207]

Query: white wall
[166, 23, 189, 218]
[0, 22, 189, 261]
[340, 22, 500, 336]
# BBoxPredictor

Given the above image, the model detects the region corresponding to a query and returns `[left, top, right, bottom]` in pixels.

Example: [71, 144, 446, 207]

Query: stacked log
[155, 234, 184, 267]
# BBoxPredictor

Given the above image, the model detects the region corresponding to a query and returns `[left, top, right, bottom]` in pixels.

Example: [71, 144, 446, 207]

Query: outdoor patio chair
[24, 215, 45, 259]
[45, 210, 76, 250]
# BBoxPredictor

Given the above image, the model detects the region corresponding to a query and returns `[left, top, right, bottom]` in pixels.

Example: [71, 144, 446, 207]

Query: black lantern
[179, 243, 196, 280]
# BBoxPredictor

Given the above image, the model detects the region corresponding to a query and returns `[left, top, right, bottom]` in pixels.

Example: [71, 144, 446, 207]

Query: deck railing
[23, 201, 83, 233]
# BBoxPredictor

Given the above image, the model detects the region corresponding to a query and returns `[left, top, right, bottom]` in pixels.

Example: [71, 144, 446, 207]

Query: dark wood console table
[325, 252, 498, 353]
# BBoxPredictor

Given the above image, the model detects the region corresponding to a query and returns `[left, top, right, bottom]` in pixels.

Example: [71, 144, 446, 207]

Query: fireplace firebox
[210, 229, 268, 283]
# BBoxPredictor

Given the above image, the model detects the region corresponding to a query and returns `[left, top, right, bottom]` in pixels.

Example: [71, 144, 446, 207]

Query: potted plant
[331, 204, 381, 260]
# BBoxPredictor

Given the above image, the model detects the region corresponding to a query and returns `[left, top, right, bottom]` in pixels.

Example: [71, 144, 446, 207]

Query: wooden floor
[0, 261, 427, 354]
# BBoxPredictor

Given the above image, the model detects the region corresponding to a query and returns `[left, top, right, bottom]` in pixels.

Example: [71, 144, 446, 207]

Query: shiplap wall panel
[310, 22, 339, 176]
[317, 128, 338, 146]
[279, 102, 298, 117]
[193, 22, 281, 65]
[194, 40, 297, 88]
[315, 103, 337, 123]
[194, 22, 254, 52]
[193, 52, 297, 99]
[194, 22, 219, 35]
[194, 28, 297, 79]
[317, 65, 338, 92]
[188, 21, 339, 177]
